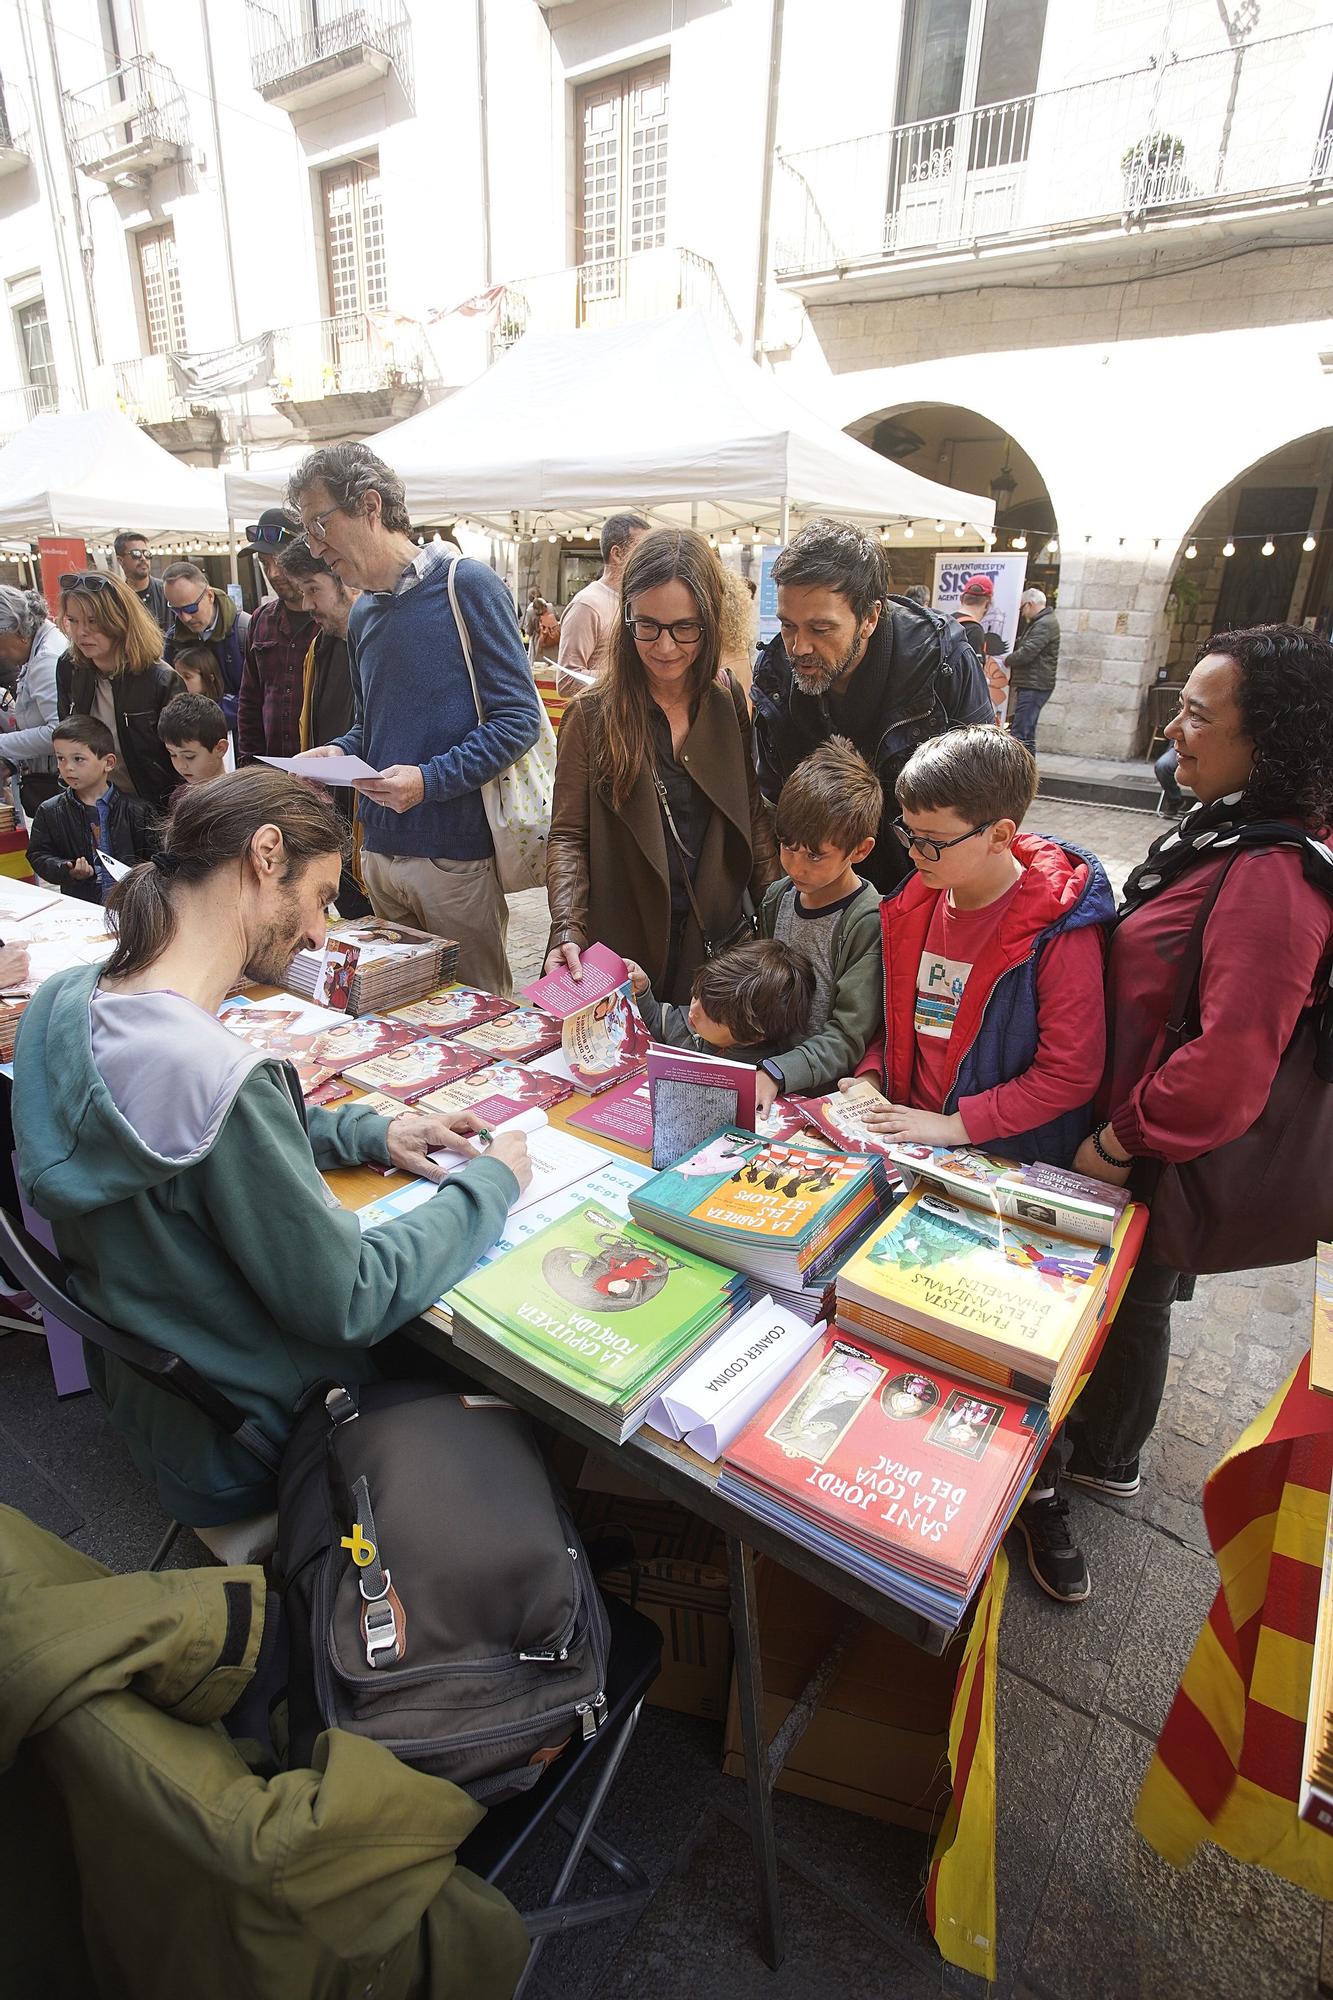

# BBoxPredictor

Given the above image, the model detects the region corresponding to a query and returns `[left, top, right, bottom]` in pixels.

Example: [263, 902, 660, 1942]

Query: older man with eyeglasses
[289, 442, 541, 993]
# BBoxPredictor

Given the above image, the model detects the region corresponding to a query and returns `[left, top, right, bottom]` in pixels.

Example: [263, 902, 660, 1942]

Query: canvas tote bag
[445, 555, 557, 892]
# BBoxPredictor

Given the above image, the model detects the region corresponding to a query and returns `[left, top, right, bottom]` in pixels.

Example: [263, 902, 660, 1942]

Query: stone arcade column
[1039, 537, 1177, 760]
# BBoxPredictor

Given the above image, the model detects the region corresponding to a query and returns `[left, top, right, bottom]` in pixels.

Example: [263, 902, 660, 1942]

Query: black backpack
[274, 1379, 611, 1803]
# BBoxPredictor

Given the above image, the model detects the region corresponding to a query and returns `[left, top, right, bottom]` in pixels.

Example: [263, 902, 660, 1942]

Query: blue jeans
[1010, 686, 1052, 754]
[1155, 743, 1181, 801]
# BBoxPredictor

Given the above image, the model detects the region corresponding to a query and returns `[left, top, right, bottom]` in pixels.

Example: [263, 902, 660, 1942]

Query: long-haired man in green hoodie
[12, 767, 530, 1533]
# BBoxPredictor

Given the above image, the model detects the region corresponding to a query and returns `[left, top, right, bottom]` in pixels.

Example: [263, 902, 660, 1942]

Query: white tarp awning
[222, 312, 993, 536]
[0, 408, 228, 539]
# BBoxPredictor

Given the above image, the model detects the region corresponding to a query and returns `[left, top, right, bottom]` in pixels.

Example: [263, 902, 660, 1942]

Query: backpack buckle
[362, 1577, 401, 1668]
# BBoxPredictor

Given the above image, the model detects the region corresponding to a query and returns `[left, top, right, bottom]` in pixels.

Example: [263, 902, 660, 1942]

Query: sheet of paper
[643, 1295, 823, 1460]
[96, 850, 133, 883]
[257, 752, 384, 783]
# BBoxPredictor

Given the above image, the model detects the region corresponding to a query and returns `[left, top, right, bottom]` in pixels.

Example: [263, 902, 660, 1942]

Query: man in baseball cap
[956, 574, 1008, 725]
[237, 508, 315, 764]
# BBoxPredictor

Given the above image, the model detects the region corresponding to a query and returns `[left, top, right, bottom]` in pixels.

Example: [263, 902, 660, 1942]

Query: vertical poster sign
[37, 536, 89, 618]
[757, 545, 782, 644]
[932, 553, 1029, 650]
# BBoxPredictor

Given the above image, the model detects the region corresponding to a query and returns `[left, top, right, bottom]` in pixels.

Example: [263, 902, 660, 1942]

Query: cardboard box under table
[722, 1558, 966, 1833]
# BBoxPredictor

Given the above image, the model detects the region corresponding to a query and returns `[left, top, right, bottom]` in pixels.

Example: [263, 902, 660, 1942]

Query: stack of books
[834, 1173, 1146, 1420]
[628, 1128, 894, 1300]
[447, 1199, 749, 1442]
[284, 918, 458, 1015]
[389, 986, 517, 1037]
[886, 1143, 1132, 1247]
[720, 1323, 1048, 1626]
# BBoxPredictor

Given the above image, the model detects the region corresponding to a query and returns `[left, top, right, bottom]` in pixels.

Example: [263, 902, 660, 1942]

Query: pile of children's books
[716, 1145, 1146, 1628]
[446, 1199, 749, 1442]
[283, 917, 458, 1015]
[628, 1127, 894, 1316]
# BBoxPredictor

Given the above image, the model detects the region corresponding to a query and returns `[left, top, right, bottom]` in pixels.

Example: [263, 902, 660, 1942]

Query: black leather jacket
[750, 595, 993, 893]
[56, 653, 184, 811]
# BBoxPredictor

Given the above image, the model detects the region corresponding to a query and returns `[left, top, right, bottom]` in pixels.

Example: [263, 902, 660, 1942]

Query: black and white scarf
[1119, 790, 1333, 919]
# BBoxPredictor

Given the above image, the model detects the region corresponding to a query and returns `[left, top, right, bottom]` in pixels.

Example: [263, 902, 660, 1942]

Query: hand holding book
[835, 1077, 967, 1148]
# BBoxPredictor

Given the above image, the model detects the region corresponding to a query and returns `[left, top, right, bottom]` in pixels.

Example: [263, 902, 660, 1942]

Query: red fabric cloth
[860, 835, 1107, 1149]
[1104, 841, 1333, 1162]
[237, 598, 315, 763]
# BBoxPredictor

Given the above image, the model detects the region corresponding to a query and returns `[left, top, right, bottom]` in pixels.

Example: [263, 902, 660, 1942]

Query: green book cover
[449, 1201, 743, 1397]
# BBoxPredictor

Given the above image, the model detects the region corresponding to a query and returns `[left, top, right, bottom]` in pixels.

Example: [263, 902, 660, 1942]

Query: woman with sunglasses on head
[56, 572, 183, 811]
[545, 527, 780, 1003]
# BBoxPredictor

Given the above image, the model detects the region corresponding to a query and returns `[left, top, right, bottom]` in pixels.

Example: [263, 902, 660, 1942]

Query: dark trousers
[1067, 1254, 1183, 1470]
[1010, 686, 1053, 755]
[1155, 744, 1182, 802]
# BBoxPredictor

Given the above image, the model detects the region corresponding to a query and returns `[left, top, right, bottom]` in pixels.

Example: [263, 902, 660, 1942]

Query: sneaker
[0, 1290, 43, 1335]
[1065, 1441, 1141, 1496]
[1017, 1489, 1091, 1604]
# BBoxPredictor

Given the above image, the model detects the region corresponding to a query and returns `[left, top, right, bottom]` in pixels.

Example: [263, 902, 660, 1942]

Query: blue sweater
[336, 552, 542, 860]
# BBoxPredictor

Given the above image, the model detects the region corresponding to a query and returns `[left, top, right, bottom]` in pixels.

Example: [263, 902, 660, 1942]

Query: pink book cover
[304, 1014, 427, 1075]
[417, 1060, 574, 1127]
[341, 1038, 488, 1104]
[646, 1044, 757, 1171]
[521, 942, 629, 1019]
[454, 1006, 563, 1061]
[391, 987, 518, 1037]
[566, 1077, 654, 1151]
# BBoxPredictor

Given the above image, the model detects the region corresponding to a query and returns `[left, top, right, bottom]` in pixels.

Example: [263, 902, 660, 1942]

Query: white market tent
[0, 408, 228, 541]
[222, 312, 993, 538]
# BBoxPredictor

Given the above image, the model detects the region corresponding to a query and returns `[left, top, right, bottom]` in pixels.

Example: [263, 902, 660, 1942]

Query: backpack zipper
[386, 1685, 608, 1762]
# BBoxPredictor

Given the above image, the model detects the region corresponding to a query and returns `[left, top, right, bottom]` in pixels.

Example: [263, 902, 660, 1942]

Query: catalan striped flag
[1135, 1353, 1333, 1895]
[926, 1545, 1007, 1982]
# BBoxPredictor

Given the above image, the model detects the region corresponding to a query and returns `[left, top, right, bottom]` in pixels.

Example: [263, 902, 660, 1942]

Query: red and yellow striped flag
[927, 1545, 1008, 1982]
[1135, 1353, 1333, 1894]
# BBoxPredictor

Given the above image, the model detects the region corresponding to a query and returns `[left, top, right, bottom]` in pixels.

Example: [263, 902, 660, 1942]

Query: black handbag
[1134, 847, 1333, 1275]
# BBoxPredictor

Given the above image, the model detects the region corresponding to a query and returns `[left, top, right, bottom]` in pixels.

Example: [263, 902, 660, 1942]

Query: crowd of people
[3, 438, 1331, 1616]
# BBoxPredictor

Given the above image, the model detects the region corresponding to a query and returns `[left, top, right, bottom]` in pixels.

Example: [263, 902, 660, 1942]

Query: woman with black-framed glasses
[55, 572, 182, 810]
[545, 528, 780, 1002]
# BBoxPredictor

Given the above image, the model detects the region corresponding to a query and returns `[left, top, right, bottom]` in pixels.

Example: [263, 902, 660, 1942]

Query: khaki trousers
[361, 849, 513, 996]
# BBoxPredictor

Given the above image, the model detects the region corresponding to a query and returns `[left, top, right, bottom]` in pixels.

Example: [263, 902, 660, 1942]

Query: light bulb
[1261, 538, 1275, 557]
[548, 532, 558, 543]
[934, 520, 944, 533]
[1184, 543, 1197, 560]
[1045, 540, 1059, 556]
[1222, 539, 1235, 558]
[903, 523, 915, 539]
[953, 523, 965, 538]
[879, 526, 890, 542]
[1304, 535, 1317, 553]
[1012, 534, 1027, 551]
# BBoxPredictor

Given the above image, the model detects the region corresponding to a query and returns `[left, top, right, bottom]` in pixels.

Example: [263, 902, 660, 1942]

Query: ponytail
[104, 767, 348, 980]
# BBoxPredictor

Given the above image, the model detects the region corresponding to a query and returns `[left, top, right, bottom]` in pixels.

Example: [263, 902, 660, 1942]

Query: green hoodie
[12, 962, 517, 1526]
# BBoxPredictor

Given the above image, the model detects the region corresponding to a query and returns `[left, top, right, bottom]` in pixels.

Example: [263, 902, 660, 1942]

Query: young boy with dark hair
[753, 736, 884, 1112]
[625, 937, 816, 1065]
[848, 723, 1114, 1605]
[28, 717, 157, 903]
[158, 692, 230, 792]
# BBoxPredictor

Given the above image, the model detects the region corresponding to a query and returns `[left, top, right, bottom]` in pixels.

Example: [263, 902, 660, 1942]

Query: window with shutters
[576, 63, 669, 302]
[320, 155, 388, 321]
[15, 298, 57, 410]
[136, 223, 187, 355]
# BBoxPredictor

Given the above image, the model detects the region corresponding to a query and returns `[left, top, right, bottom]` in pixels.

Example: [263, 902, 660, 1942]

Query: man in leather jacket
[751, 519, 992, 893]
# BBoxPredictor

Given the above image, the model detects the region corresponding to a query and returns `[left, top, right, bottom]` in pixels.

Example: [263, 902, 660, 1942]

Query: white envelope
[644, 1296, 823, 1461]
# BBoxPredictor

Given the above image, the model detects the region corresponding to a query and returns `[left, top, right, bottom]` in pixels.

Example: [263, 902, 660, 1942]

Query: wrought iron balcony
[267, 312, 435, 437]
[775, 23, 1333, 285]
[0, 382, 53, 443]
[62, 56, 189, 183]
[0, 76, 30, 178]
[490, 247, 741, 359]
[246, 0, 413, 113]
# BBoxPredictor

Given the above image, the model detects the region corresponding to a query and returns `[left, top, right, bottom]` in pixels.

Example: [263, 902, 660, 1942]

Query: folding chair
[459, 1593, 664, 1997]
[0, 1207, 279, 1570]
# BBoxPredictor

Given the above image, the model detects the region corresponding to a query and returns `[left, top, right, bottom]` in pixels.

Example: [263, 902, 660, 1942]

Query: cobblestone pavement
[3, 794, 1321, 2000]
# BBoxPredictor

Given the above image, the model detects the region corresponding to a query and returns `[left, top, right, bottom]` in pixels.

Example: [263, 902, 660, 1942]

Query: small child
[28, 716, 157, 904]
[625, 937, 815, 1064]
[847, 724, 1114, 1603]
[754, 737, 884, 1111]
[158, 692, 230, 793]
[168, 642, 227, 705]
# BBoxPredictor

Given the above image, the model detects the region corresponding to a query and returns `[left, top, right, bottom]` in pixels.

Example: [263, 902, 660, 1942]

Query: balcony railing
[269, 311, 434, 404]
[246, 0, 413, 111]
[62, 56, 188, 181]
[775, 23, 1333, 278]
[0, 381, 55, 443]
[491, 247, 742, 358]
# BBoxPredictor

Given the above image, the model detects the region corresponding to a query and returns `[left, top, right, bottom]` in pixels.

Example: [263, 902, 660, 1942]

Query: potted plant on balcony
[1121, 132, 1187, 207]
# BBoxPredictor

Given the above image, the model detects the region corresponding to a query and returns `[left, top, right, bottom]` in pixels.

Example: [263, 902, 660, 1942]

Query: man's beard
[788, 630, 865, 698]
[243, 887, 307, 985]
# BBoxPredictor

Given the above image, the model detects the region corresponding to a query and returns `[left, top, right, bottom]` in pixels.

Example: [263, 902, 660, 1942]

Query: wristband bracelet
[1090, 1125, 1131, 1168]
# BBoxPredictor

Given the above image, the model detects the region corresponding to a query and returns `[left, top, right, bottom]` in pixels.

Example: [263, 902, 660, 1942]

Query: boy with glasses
[845, 724, 1114, 1603]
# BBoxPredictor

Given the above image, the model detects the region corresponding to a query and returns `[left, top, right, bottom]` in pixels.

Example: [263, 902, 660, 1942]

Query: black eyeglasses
[59, 571, 118, 594]
[892, 816, 994, 863]
[625, 612, 704, 646]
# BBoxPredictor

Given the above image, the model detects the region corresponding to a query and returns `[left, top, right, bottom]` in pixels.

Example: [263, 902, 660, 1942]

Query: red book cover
[417, 1059, 574, 1126]
[726, 1326, 1045, 1585]
[454, 1006, 563, 1062]
[340, 1037, 488, 1104]
[391, 987, 518, 1037]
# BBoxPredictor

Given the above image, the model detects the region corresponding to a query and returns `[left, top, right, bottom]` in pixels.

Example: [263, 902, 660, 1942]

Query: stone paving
[2, 795, 1323, 2000]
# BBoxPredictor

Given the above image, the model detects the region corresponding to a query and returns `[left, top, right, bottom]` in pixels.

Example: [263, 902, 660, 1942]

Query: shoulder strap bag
[1133, 844, 1333, 1274]
[445, 556, 558, 893]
